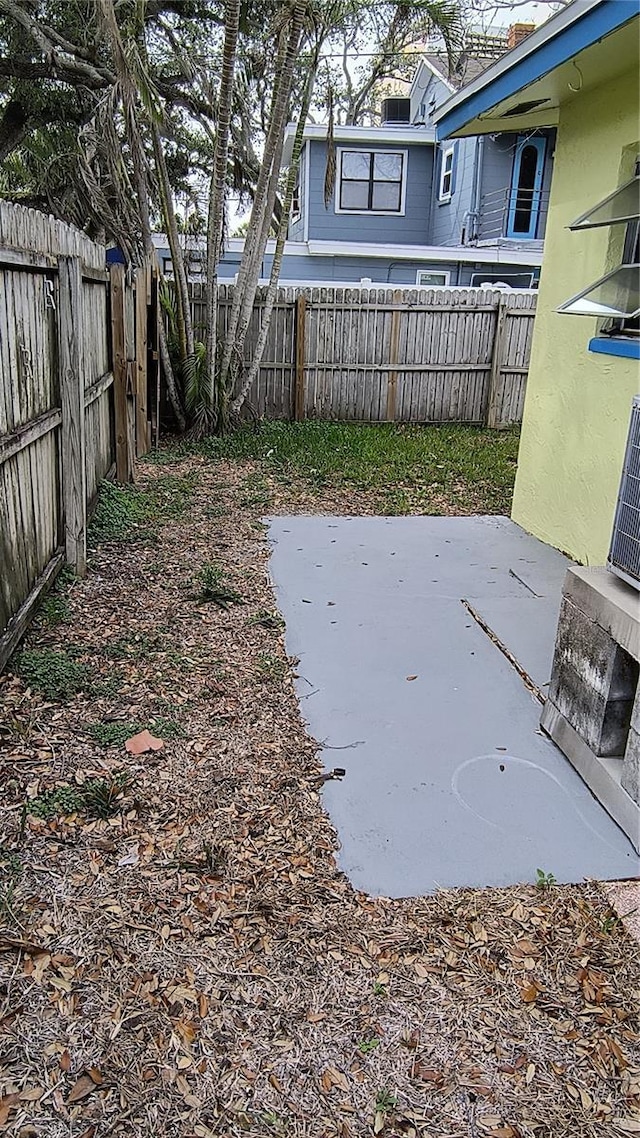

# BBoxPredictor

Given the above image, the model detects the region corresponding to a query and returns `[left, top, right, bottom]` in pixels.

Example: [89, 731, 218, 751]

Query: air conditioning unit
[608, 394, 640, 590]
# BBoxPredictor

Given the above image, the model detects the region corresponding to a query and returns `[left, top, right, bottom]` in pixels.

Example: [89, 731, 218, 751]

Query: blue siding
[480, 130, 555, 240]
[306, 139, 433, 245]
[287, 142, 306, 242]
[430, 137, 477, 246]
[216, 248, 540, 287]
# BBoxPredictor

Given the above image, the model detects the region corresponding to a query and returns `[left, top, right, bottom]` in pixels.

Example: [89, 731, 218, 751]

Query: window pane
[372, 181, 401, 211]
[570, 175, 640, 230]
[340, 180, 370, 210]
[418, 272, 447, 286]
[443, 150, 453, 174]
[441, 171, 452, 197]
[342, 151, 371, 179]
[373, 152, 402, 181]
[558, 264, 640, 318]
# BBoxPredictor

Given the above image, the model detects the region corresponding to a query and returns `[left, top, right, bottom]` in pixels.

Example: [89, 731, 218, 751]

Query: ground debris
[0, 451, 638, 1138]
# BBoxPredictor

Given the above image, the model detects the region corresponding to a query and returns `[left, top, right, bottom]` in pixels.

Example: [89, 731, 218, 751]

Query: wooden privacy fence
[191, 283, 537, 427]
[0, 202, 158, 670]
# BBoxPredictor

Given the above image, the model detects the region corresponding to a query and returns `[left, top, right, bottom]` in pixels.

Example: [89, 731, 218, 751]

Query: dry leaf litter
[1, 454, 639, 1138]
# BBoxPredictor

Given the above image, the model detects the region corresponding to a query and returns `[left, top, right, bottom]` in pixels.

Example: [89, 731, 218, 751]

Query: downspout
[468, 136, 485, 244]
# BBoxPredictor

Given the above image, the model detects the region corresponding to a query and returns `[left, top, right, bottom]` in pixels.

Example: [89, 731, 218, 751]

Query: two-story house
[211, 29, 554, 289]
[156, 26, 555, 289]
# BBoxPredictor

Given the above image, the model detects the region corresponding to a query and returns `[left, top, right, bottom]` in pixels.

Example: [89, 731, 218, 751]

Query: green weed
[196, 562, 243, 608]
[15, 649, 88, 701]
[358, 1037, 380, 1055]
[248, 610, 285, 632]
[256, 652, 287, 682]
[374, 1088, 397, 1113]
[28, 773, 128, 821]
[535, 868, 557, 890]
[89, 473, 199, 544]
[89, 717, 184, 748]
[39, 593, 71, 627]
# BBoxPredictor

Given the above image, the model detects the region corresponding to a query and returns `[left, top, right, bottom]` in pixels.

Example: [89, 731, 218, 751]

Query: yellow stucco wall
[511, 66, 640, 565]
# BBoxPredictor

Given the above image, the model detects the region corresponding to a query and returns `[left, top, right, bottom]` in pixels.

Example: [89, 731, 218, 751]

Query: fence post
[487, 294, 508, 428]
[110, 263, 135, 481]
[294, 294, 306, 421]
[57, 255, 87, 577]
[386, 288, 403, 422]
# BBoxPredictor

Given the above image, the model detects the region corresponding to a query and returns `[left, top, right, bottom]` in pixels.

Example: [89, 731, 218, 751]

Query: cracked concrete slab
[267, 515, 637, 896]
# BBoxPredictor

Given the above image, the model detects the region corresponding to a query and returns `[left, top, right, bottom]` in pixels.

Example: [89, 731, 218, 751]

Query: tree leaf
[125, 730, 164, 754]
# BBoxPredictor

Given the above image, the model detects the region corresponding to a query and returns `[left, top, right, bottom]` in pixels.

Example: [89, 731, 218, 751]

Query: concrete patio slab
[267, 515, 638, 896]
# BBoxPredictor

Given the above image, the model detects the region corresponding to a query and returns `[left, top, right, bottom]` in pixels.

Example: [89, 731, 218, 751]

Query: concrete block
[549, 595, 638, 757]
[622, 727, 640, 806]
[632, 686, 640, 735]
[563, 567, 640, 663]
[541, 701, 640, 854]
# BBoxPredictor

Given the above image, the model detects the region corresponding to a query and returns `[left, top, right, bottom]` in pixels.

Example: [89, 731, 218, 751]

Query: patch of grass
[104, 632, 165, 661]
[89, 473, 199, 544]
[256, 651, 287, 682]
[89, 717, 185, 748]
[248, 610, 285, 632]
[195, 562, 243, 608]
[238, 471, 272, 509]
[28, 773, 128, 820]
[358, 1037, 380, 1054]
[38, 593, 71, 627]
[199, 422, 520, 514]
[15, 649, 88, 701]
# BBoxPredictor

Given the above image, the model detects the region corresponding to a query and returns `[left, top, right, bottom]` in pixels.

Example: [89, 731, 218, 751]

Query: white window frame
[416, 270, 451, 287]
[335, 148, 408, 217]
[439, 145, 454, 202]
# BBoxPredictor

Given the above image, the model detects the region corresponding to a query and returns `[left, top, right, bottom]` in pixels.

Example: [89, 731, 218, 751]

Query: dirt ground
[1, 453, 639, 1138]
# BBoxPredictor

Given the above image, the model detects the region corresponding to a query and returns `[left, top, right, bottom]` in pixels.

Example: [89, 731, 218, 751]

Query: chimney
[507, 23, 535, 49]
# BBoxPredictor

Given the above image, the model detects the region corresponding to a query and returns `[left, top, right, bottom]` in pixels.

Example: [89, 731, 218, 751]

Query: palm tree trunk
[152, 124, 194, 360]
[232, 53, 318, 414]
[205, 0, 241, 426]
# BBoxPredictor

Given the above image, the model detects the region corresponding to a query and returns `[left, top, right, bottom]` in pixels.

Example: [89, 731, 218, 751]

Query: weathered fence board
[0, 202, 156, 670]
[198, 283, 537, 426]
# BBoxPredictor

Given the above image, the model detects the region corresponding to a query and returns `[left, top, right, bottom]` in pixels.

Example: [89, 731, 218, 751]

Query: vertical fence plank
[385, 289, 403, 422]
[57, 255, 87, 576]
[135, 263, 150, 456]
[294, 294, 306, 421]
[110, 264, 135, 482]
[486, 295, 508, 429]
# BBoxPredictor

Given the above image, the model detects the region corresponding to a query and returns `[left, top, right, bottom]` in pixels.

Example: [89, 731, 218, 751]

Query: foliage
[38, 593, 70, 628]
[536, 868, 557, 890]
[27, 773, 129, 821]
[248, 610, 285, 631]
[15, 649, 88, 701]
[195, 562, 244, 608]
[89, 475, 198, 543]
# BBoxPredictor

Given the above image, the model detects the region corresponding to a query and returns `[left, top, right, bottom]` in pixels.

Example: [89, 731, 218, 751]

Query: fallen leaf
[67, 1074, 97, 1104]
[0, 1093, 20, 1126]
[406, 675, 418, 681]
[125, 730, 164, 755]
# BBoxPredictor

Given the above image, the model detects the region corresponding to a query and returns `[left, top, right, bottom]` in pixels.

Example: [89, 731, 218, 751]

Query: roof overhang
[282, 123, 435, 165]
[434, 0, 640, 139]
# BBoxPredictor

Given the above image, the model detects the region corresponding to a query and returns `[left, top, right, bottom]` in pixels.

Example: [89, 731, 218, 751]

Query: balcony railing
[477, 186, 551, 244]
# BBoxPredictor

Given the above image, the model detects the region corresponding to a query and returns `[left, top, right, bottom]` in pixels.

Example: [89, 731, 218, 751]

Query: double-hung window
[338, 150, 405, 214]
[439, 146, 454, 202]
[557, 170, 640, 348]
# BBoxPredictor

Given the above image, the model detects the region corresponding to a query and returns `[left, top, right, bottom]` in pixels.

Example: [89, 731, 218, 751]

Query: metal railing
[477, 186, 551, 243]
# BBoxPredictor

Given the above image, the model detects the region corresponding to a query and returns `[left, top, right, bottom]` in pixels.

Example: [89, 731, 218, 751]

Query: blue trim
[506, 136, 546, 239]
[436, 1, 639, 140]
[588, 337, 640, 360]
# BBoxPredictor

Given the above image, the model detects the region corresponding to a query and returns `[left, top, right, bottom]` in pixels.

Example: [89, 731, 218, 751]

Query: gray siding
[430, 137, 477, 246]
[306, 138, 433, 245]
